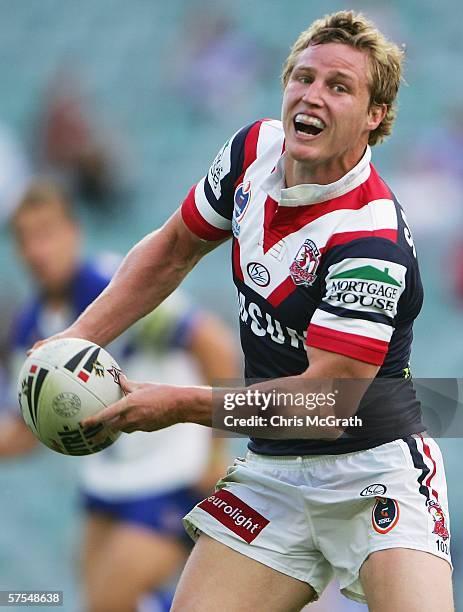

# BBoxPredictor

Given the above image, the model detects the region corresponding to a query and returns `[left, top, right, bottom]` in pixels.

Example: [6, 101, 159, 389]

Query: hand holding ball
[17, 338, 124, 455]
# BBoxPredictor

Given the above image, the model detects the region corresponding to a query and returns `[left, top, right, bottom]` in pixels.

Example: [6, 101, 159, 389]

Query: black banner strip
[26, 375, 36, 428]
[64, 346, 92, 372]
[82, 347, 101, 374]
[33, 368, 49, 427]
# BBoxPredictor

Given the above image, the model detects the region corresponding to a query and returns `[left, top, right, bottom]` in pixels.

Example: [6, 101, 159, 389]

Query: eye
[297, 75, 312, 85]
[332, 83, 348, 93]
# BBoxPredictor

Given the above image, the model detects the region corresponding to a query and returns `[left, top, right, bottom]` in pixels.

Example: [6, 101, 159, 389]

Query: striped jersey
[181, 119, 425, 454]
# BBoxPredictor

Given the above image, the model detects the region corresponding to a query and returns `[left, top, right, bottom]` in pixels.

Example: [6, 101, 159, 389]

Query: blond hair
[282, 11, 404, 145]
[11, 179, 75, 228]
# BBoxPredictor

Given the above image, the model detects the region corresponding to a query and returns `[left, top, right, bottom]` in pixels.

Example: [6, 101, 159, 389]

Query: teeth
[295, 114, 326, 130]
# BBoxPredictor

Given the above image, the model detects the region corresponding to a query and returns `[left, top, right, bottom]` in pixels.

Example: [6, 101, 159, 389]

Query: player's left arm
[81, 347, 376, 438]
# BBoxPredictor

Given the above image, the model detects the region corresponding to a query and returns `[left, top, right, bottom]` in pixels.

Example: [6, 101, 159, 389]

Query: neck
[45, 292, 68, 310]
[284, 147, 368, 188]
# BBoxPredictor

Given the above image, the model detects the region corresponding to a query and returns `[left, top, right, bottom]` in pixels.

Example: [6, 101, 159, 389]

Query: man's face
[281, 42, 384, 182]
[14, 203, 80, 293]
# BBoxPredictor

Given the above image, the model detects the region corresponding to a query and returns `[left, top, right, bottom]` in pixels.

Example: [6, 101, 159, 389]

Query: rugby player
[33, 11, 454, 611]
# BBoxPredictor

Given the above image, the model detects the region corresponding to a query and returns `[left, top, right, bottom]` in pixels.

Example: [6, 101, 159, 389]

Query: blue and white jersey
[9, 261, 212, 497]
[182, 119, 425, 455]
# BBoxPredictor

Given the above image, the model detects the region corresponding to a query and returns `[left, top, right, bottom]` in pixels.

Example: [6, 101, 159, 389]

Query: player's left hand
[81, 375, 183, 434]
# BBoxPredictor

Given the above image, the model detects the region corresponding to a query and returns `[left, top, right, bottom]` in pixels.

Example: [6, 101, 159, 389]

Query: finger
[81, 396, 130, 428]
[119, 374, 138, 395]
[27, 340, 44, 356]
[83, 424, 115, 445]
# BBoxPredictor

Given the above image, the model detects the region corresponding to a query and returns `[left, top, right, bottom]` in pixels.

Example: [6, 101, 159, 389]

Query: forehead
[14, 202, 72, 232]
[293, 42, 370, 85]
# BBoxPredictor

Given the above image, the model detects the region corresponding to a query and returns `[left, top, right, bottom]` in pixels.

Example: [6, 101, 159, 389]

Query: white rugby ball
[17, 338, 124, 456]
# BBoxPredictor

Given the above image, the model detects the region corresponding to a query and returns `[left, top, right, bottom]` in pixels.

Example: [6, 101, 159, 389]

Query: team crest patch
[232, 181, 251, 238]
[427, 500, 449, 540]
[289, 239, 320, 286]
[372, 497, 400, 534]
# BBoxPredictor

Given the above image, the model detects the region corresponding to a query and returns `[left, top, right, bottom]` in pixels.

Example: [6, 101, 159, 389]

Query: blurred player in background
[34, 11, 454, 611]
[0, 179, 239, 612]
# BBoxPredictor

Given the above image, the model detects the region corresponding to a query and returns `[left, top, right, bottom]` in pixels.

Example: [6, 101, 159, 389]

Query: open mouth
[293, 113, 326, 137]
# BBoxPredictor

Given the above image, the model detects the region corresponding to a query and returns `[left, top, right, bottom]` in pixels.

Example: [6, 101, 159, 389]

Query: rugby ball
[17, 338, 124, 456]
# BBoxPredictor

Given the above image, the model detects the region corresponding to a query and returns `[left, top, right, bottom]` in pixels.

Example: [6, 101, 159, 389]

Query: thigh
[360, 548, 454, 612]
[308, 436, 452, 603]
[86, 522, 187, 612]
[81, 512, 116, 587]
[172, 534, 316, 612]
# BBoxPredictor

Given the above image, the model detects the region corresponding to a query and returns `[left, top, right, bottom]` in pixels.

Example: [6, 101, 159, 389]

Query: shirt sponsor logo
[372, 497, 400, 534]
[289, 239, 320, 286]
[325, 260, 406, 316]
[198, 489, 269, 543]
[232, 181, 251, 238]
[208, 139, 231, 200]
[247, 262, 270, 287]
[427, 500, 449, 541]
[238, 291, 307, 350]
[360, 483, 387, 497]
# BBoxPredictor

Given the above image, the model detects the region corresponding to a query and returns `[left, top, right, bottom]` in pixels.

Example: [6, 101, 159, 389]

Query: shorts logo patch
[360, 483, 387, 497]
[289, 239, 320, 286]
[372, 497, 400, 534]
[198, 489, 269, 543]
[427, 500, 449, 540]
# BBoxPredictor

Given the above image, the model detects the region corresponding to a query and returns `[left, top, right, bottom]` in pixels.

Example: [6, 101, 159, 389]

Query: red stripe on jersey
[263, 163, 392, 253]
[181, 185, 231, 241]
[365, 164, 392, 200]
[262, 195, 279, 253]
[419, 434, 439, 500]
[322, 228, 398, 253]
[234, 120, 264, 188]
[267, 276, 296, 307]
[30, 365, 37, 374]
[233, 239, 244, 281]
[307, 323, 389, 365]
[78, 371, 89, 382]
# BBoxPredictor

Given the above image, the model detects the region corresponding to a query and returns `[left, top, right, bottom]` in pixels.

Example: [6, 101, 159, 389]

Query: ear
[367, 103, 387, 132]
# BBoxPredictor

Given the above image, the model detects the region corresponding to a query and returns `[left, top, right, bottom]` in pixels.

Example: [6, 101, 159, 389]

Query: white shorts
[183, 435, 451, 604]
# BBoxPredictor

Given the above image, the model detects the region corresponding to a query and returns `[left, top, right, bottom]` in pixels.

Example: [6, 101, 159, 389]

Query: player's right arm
[31, 121, 255, 351]
[31, 211, 225, 351]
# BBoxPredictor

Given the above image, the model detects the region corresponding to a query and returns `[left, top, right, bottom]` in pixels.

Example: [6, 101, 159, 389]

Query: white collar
[261, 146, 371, 207]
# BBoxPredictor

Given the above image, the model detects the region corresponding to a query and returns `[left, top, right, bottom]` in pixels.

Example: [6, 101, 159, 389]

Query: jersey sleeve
[307, 237, 421, 366]
[181, 121, 261, 241]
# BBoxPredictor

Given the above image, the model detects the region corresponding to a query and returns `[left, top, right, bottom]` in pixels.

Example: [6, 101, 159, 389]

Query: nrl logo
[290, 239, 320, 286]
[232, 181, 251, 238]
